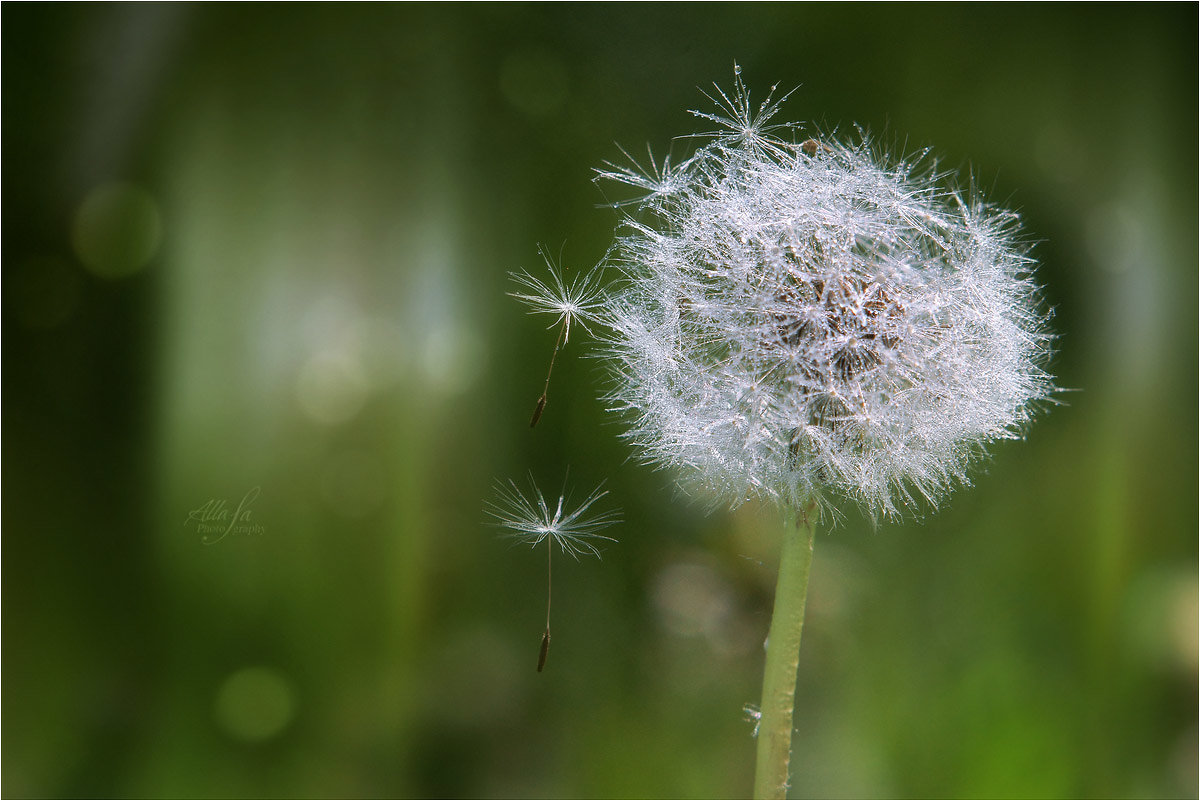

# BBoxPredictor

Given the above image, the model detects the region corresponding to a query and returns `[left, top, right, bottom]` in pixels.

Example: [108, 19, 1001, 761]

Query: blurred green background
[3, 4, 1196, 798]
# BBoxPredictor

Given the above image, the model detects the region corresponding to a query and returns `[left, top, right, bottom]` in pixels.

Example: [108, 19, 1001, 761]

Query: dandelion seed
[594, 144, 692, 210]
[486, 474, 620, 672]
[529, 394, 548, 428]
[508, 245, 605, 344]
[743, 703, 763, 738]
[537, 629, 551, 673]
[486, 474, 621, 558]
[508, 246, 606, 427]
[689, 66, 800, 160]
[799, 138, 833, 156]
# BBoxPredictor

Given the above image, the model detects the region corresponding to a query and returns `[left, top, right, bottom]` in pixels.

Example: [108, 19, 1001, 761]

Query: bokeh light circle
[71, 181, 162, 279]
[213, 666, 295, 743]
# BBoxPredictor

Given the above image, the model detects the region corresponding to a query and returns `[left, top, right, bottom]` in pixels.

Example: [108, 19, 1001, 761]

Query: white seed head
[595, 71, 1057, 518]
[486, 474, 621, 559]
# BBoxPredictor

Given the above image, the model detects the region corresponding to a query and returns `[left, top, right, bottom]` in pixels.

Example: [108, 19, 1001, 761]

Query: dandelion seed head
[595, 71, 1057, 518]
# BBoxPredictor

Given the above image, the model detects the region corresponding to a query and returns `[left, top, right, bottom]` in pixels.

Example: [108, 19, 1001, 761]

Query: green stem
[754, 504, 817, 800]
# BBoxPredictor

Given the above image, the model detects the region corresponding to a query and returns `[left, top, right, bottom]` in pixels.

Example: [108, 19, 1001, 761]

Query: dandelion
[508, 245, 606, 426]
[596, 69, 1056, 519]
[486, 474, 620, 672]
[587, 67, 1056, 798]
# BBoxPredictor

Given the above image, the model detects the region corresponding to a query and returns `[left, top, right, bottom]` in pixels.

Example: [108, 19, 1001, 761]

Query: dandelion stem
[753, 504, 816, 800]
[538, 533, 552, 672]
[530, 318, 569, 428]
